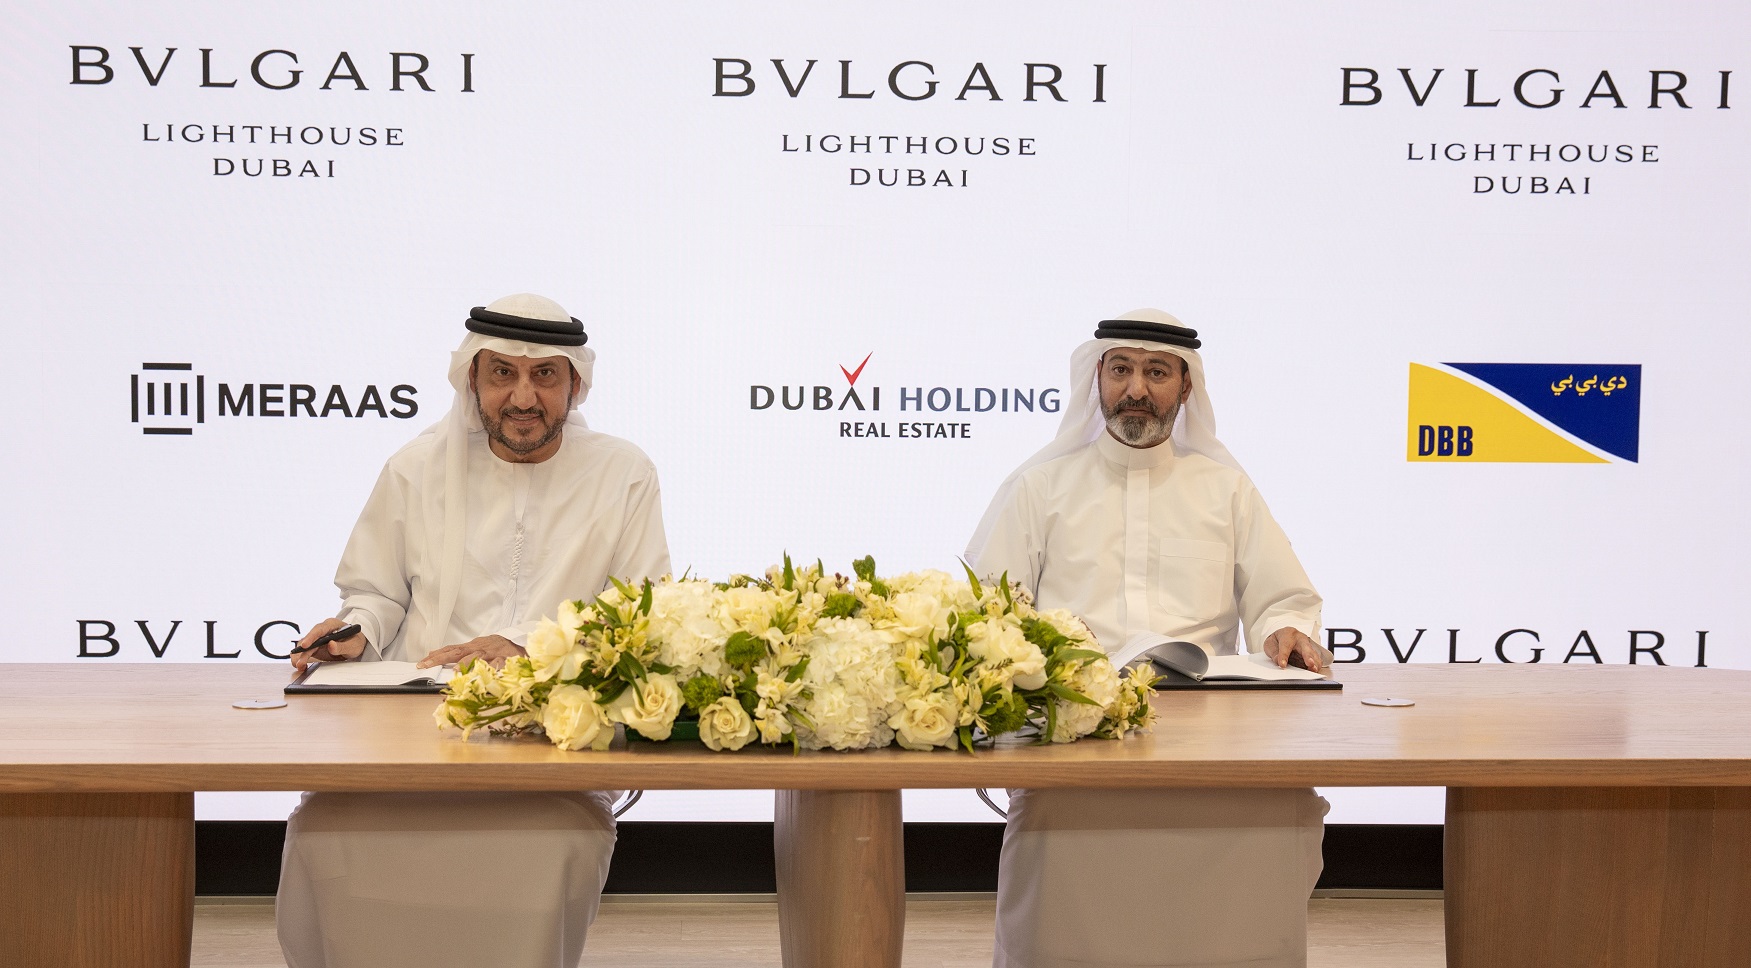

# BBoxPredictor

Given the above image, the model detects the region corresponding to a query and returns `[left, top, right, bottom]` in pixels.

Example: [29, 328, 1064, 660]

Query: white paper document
[1198, 650, 1328, 681]
[300, 661, 455, 687]
[1116, 633, 1328, 681]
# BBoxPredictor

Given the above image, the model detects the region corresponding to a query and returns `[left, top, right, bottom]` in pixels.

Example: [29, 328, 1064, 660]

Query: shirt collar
[1095, 428, 1175, 471]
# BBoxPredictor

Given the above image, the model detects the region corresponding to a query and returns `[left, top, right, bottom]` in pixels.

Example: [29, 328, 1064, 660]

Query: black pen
[290, 623, 362, 656]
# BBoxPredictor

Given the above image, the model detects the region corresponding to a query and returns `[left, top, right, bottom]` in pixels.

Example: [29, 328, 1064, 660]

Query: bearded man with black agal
[967, 308, 1332, 968]
[277, 293, 671, 968]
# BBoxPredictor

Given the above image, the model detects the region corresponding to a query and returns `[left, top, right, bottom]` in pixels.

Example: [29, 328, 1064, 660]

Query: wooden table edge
[5, 760, 1751, 793]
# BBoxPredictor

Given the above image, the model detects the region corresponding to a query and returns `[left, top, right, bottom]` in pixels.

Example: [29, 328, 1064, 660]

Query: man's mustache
[500, 406, 546, 418]
[1108, 397, 1159, 416]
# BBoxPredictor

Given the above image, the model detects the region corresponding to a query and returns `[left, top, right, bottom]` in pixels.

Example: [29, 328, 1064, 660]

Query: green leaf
[596, 680, 630, 705]
[1043, 647, 1099, 672]
[616, 651, 647, 683]
[781, 553, 796, 591]
[1048, 683, 1100, 706]
[1052, 648, 1107, 666]
[639, 579, 653, 614]
[999, 572, 1014, 609]
[853, 555, 877, 583]
[959, 558, 983, 600]
[785, 656, 811, 683]
[593, 593, 621, 625]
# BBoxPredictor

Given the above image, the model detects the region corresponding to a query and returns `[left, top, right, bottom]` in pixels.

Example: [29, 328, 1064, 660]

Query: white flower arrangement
[436, 557, 1158, 752]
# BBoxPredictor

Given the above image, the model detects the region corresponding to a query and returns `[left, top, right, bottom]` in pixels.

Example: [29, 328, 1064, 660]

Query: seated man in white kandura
[278, 293, 671, 968]
[966, 309, 1333, 968]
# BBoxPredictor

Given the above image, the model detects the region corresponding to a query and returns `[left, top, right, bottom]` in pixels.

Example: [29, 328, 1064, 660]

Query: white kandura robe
[335, 426, 671, 663]
[973, 431, 1327, 968]
[278, 427, 671, 968]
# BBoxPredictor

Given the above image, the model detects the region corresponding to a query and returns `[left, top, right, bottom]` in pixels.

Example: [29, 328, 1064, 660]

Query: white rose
[698, 697, 758, 751]
[607, 674, 683, 741]
[888, 693, 959, 751]
[557, 599, 590, 637]
[542, 684, 614, 751]
[719, 586, 778, 634]
[526, 618, 584, 682]
[888, 591, 949, 638]
[967, 621, 1048, 691]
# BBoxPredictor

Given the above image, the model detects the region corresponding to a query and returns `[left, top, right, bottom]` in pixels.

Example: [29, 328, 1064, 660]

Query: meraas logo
[1406, 362, 1640, 463]
[130, 362, 418, 436]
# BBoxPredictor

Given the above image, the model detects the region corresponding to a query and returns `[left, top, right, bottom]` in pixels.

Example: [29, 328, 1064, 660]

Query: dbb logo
[1416, 424, 1474, 457]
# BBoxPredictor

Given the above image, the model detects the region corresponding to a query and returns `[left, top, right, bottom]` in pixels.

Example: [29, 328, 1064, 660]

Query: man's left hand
[1264, 628, 1331, 674]
[416, 634, 526, 670]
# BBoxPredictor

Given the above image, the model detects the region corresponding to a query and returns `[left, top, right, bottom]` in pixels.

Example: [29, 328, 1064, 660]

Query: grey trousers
[994, 788, 1328, 968]
[277, 791, 618, 968]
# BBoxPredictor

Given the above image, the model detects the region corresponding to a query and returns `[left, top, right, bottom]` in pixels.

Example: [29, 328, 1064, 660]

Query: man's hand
[417, 634, 525, 670]
[1264, 628, 1331, 674]
[291, 618, 368, 673]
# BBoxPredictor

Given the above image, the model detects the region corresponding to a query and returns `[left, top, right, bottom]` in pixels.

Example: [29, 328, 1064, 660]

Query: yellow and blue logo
[1407, 363, 1640, 463]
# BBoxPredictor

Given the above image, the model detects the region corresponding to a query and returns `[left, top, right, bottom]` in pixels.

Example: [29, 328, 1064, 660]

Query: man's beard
[1103, 396, 1179, 448]
[479, 396, 569, 458]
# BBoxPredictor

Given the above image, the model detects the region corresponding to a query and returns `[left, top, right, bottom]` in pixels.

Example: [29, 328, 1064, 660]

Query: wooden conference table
[1, 663, 1748, 968]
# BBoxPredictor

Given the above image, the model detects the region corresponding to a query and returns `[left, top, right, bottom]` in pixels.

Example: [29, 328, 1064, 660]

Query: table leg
[1446, 787, 1751, 968]
[774, 789, 905, 968]
[0, 792, 194, 968]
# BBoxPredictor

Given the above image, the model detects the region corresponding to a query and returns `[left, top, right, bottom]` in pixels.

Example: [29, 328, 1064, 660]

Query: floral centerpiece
[435, 557, 1157, 752]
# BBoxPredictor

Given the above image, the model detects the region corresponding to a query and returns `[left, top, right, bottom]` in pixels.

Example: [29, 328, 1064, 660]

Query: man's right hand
[292, 618, 369, 673]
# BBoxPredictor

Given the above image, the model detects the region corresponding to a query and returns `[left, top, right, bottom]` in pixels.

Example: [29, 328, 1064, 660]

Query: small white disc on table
[1360, 697, 1415, 707]
[233, 698, 287, 710]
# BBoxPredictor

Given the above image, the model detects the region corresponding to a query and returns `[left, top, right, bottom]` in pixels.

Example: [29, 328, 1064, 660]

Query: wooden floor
[193, 896, 1445, 967]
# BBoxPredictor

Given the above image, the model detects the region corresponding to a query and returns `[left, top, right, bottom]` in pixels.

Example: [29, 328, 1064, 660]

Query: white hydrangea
[1040, 607, 1100, 651]
[717, 585, 780, 637]
[1049, 657, 1121, 742]
[887, 569, 980, 612]
[648, 579, 727, 679]
[793, 617, 901, 750]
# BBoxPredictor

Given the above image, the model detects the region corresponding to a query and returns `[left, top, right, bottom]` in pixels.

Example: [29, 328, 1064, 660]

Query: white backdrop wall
[2, 1, 1745, 824]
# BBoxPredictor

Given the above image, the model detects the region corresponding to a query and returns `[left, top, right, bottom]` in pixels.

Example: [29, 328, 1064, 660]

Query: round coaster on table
[233, 698, 287, 710]
[1360, 697, 1415, 707]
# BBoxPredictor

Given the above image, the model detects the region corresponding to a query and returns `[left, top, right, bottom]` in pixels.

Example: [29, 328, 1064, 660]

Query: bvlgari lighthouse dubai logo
[69, 44, 476, 179]
[1406, 362, 1641, 463]
[713, 56, 1111, 190]
[1340, 64, 1736, 198]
